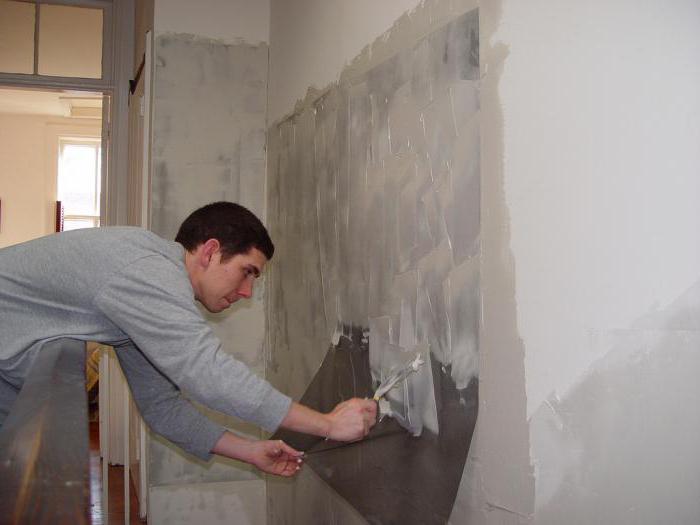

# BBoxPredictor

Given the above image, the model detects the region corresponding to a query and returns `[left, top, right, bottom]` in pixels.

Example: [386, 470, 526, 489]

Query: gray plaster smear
[272, 330, 477, 523]
[151, 33, 268, 241]
[148, 32, 269, 488]
[266, 9, 479, 524]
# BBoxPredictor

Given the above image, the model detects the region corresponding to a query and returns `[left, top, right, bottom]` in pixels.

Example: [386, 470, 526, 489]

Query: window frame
[0, 0, 113, 90]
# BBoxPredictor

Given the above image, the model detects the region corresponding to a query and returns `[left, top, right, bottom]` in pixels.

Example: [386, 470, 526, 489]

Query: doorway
[0, 85, 105, 248]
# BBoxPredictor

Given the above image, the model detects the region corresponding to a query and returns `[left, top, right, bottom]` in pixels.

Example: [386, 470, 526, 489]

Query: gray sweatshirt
[0, 227, 291, 459]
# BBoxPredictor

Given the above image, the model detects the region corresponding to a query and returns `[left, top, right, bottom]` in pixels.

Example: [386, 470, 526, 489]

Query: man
[0, 201, 376, 477]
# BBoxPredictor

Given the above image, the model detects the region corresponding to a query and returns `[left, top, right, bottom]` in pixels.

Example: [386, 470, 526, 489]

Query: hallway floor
[89, 421, 144, 524]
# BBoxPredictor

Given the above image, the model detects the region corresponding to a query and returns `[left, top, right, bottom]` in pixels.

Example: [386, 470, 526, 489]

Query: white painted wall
[154, 0, 269, 44]
[268, 0, 423, 123]
[495, 1, 700, 521]
[498, 0, 700, 418]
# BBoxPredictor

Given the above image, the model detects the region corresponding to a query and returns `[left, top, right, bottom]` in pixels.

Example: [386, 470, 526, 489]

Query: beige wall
[0, 113, 101, 249]
[0, 114, 50, 248]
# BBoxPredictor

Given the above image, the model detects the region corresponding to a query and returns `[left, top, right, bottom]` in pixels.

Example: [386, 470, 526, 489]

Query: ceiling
[0, 86, 103, 119]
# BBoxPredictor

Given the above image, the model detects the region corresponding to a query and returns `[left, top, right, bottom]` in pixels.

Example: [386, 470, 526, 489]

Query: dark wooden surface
[0, 339, 90, 525]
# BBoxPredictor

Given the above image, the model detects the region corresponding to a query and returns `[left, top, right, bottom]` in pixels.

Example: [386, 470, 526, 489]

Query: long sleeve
[93, 254, 291, 433]
[114, 341, 225, 461]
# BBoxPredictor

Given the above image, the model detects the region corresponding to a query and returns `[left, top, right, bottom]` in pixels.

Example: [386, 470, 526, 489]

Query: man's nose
[237, 279, 253, 299]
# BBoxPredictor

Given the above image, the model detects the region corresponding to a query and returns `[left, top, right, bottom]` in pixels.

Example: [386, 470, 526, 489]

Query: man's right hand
[325, 398, 377, 441]
[280, 399, 378, 442]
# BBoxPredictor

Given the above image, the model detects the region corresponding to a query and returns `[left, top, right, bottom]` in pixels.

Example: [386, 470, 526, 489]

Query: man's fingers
[279, 440, 304, 459]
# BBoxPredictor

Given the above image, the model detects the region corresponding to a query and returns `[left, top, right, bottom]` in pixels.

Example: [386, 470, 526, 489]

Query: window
[57, 138, 101, 230]
[0, 0, 108, 81]
[38, 4, 104, 79]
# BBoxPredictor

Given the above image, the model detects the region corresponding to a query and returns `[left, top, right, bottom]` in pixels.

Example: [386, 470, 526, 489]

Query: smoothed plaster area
[152, 33, 268, 241]
[148, 33, 268, 486]
[272, 330, 477, 523]
[266, 6, 487, 524]
[148, 479, 266, 525]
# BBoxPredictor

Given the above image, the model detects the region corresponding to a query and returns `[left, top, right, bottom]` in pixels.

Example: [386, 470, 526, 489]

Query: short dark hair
[175, 201, 274, 260]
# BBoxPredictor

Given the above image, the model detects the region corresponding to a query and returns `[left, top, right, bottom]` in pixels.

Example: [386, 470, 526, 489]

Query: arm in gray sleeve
[113, 341, 226, 461]
[94, 255, 292, 431]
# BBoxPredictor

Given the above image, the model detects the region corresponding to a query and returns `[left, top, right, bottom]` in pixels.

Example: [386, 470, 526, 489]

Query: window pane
[64, 218, 98, 231]
[38, 4, 103, 78]
[59, 143, 99, 216]
[0, 0, 35, 74]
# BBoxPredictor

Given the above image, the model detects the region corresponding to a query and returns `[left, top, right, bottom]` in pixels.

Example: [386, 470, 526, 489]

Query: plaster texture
[266, 8, 481, 524]
[151, 34, 268, 240]
[148, 479, 266, 525]
[140, 0, 700, 523]
[272, 331, 477, 523]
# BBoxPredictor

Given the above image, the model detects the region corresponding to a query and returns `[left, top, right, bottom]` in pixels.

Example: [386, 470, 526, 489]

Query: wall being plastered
[267, 0, 700, 524]
[265, 3, 495, 523]
[139, 0, 700, 522]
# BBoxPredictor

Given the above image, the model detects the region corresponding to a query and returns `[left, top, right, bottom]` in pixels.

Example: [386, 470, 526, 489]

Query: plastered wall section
[149, 480, 266, 525]
[148, 32, 269, 489]
[270, 0, 700, 522]
[264, 3, 513, 523]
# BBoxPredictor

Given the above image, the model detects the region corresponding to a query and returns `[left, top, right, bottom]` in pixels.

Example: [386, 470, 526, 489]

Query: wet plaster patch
[267, 0, 539, 522]
[273, 330, 477, 525]
[531, 283, 700, 525]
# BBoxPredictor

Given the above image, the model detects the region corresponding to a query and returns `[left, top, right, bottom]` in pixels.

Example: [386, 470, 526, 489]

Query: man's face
[197, 247, 267, 313]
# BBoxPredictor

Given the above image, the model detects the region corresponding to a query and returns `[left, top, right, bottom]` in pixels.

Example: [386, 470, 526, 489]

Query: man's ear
[199, 238, 221, 268]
